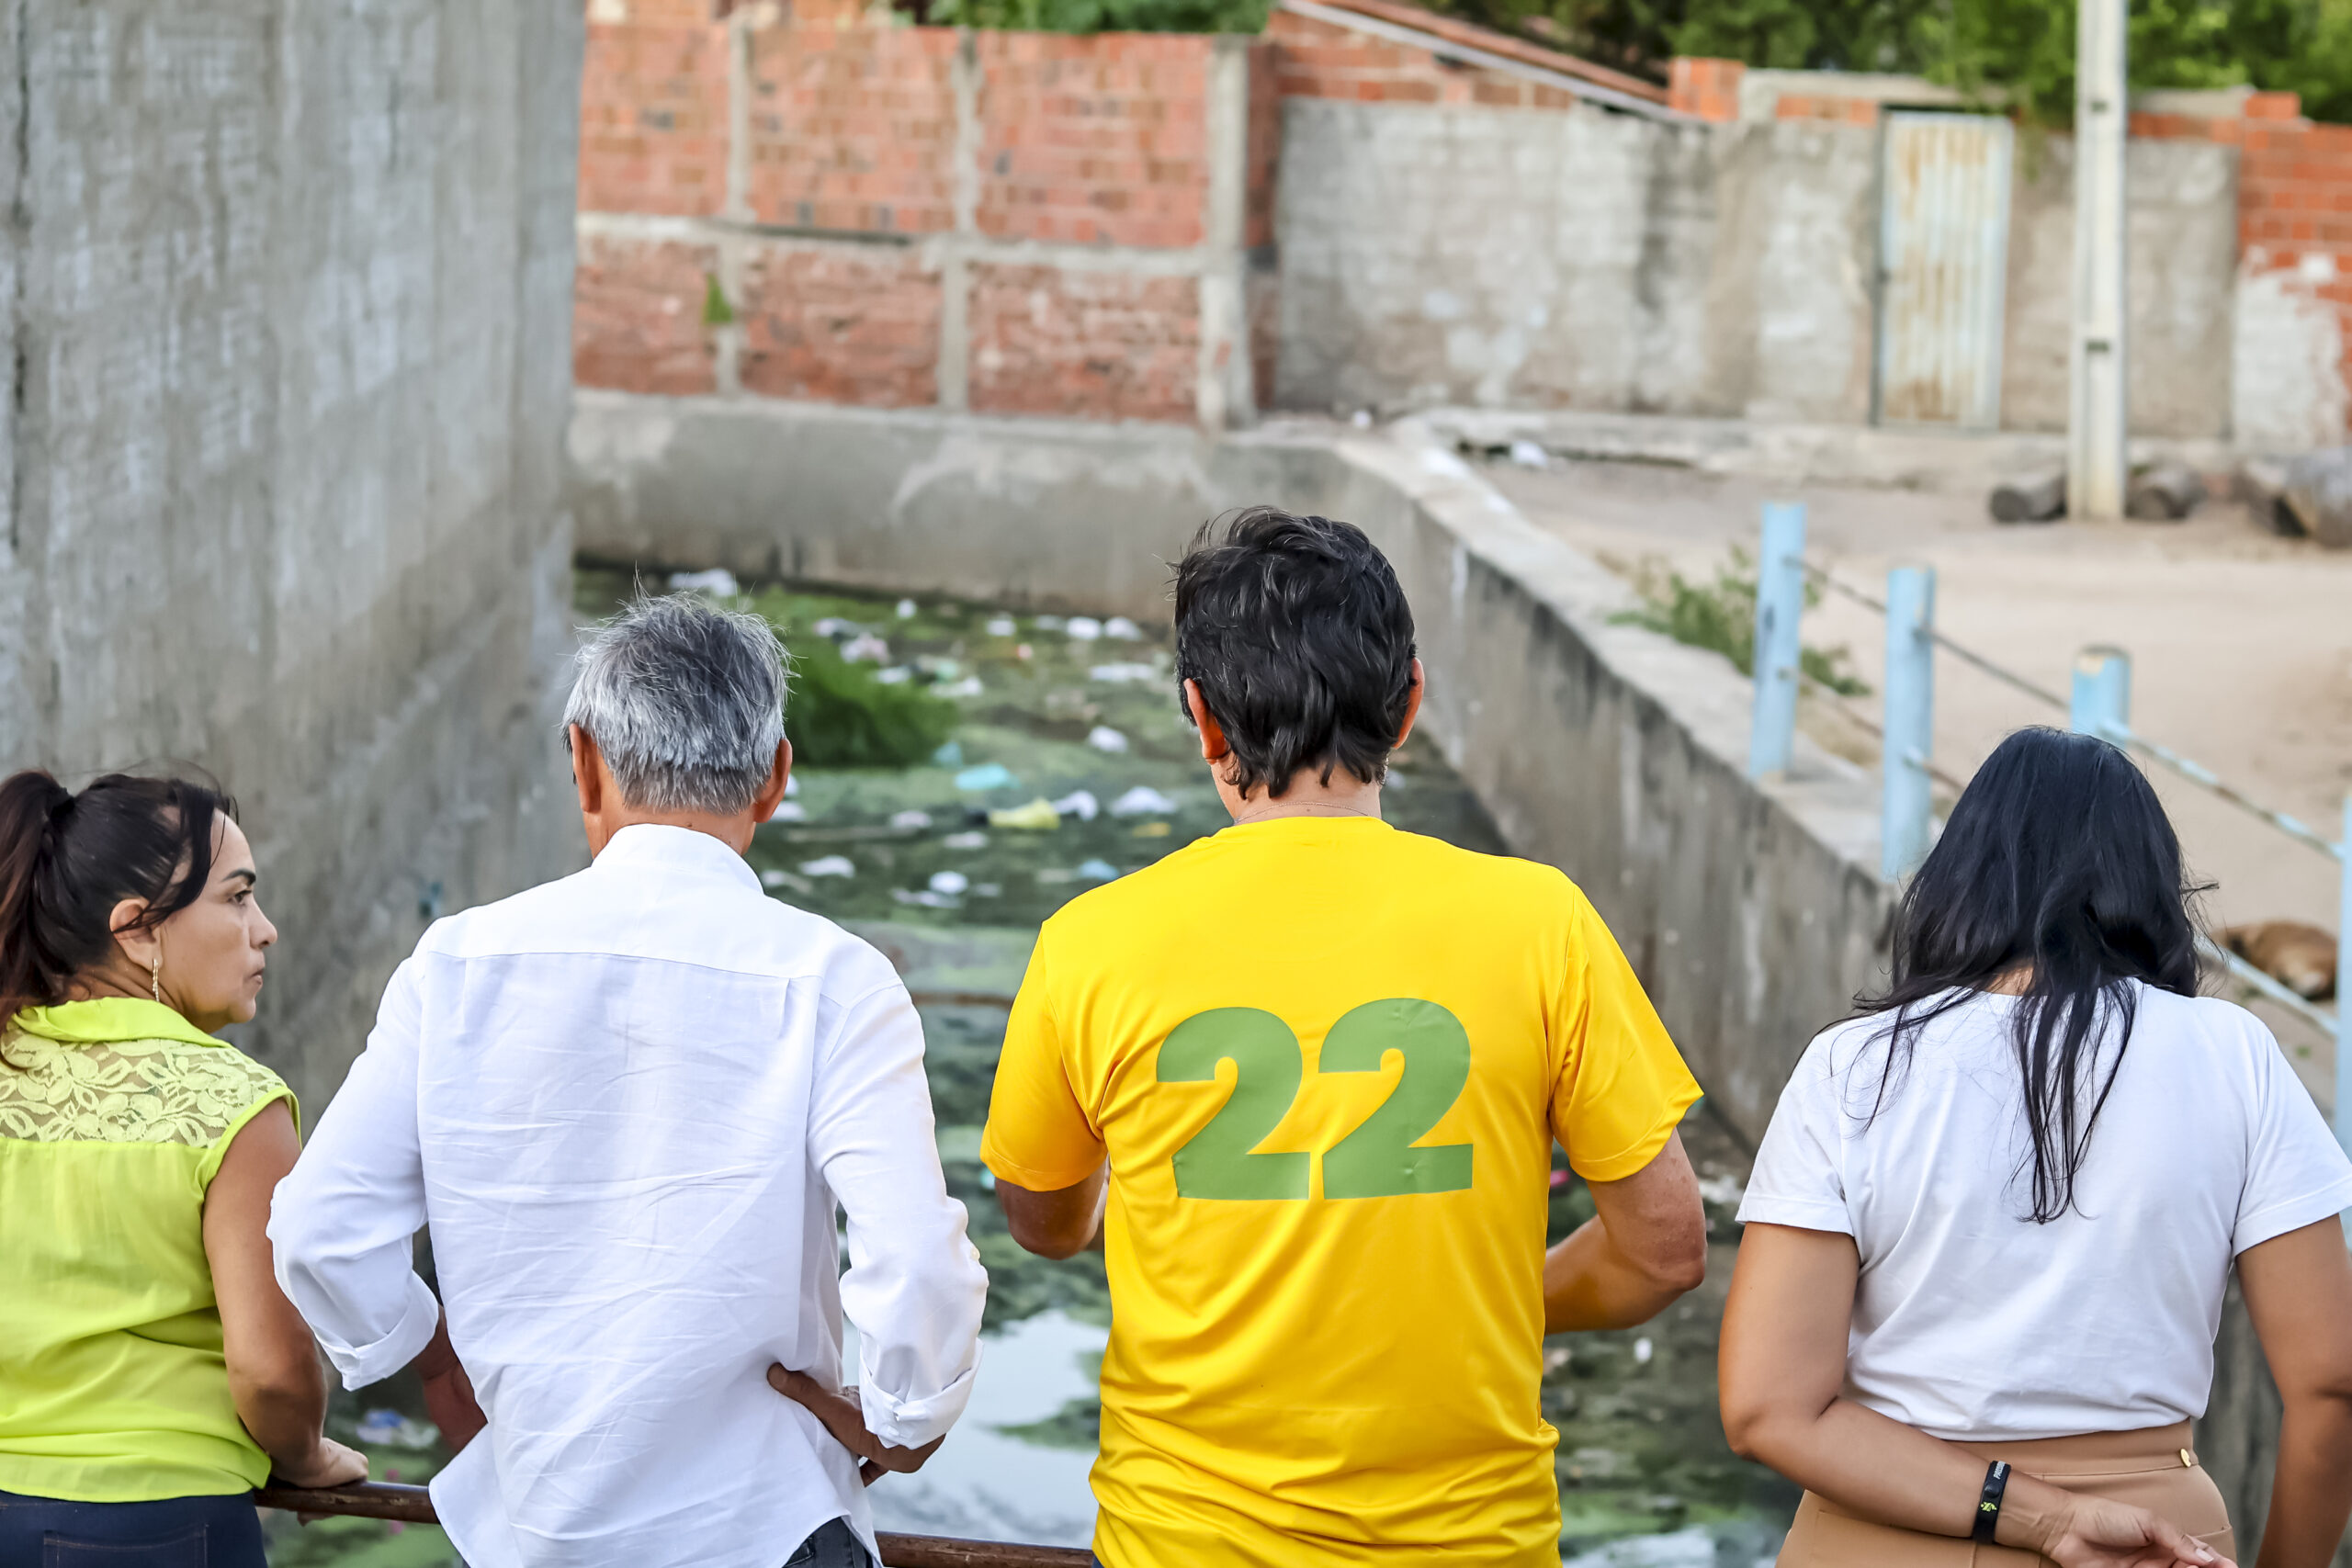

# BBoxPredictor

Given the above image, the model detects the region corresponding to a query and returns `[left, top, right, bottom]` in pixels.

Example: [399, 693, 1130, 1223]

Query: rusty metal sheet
[1876, 111, 2014, 429]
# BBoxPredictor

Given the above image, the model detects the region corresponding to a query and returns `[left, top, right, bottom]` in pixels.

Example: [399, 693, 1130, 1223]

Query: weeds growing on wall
[1611, 549, 1871, 697]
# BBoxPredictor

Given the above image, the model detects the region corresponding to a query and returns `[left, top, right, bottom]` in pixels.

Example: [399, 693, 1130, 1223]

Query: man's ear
[570, 725, 605, 817]
[749, 738, 793, 824]
[1182, 680, 1230, 762]
[1394, 658, 1425, 749]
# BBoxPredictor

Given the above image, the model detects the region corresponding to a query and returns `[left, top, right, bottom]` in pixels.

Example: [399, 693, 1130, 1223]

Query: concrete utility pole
[2068, 0, 2130, 518]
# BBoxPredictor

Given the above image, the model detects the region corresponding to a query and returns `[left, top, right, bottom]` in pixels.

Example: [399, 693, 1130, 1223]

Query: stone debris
[2282, 447, 2352, 547]
[1988, 470, 2064, 524]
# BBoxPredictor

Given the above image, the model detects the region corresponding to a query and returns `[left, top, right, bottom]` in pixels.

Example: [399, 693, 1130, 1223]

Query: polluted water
[271, 570, 1793, 1567]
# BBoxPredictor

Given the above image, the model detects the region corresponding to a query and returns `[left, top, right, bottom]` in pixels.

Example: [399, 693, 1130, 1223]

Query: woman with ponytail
[1721, 728, 2352, 1568]
[0, 770, 364, 1566]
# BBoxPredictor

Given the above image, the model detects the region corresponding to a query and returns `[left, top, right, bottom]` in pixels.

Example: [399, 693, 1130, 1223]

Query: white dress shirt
[270, 824, 988, 1568]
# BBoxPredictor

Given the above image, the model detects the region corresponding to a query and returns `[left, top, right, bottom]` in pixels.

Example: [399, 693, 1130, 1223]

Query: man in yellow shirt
[981, 506, 1710, 1567]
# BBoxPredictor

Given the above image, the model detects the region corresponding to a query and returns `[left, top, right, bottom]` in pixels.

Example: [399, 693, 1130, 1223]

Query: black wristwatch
[1973, 1461, 2012, 1542]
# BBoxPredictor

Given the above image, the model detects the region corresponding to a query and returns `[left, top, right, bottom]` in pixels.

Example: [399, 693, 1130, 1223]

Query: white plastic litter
[1103, 616, 1143, 640]
[767, 800, 807, 823]
[840, 632, 890, 664]
[785, 773, 799, 796]
[1085, 726, 1129, 754]
[1066, 615, 1103, 641]
[889, 809, 933, 829]
[986, 616, 1017, 637]
[1109, 785, 1177, 817]
[954, 762, 1016, 792]
[1633, 1337, 1654, 1365]
[1032, 615, 1067, 631]
[896, 598, 918, 619]
[934, 676, 984, 698]
[798, 855, 856, 878]
[813, 617, 854, 638]
[973, 883, 1001, 897]
[942, 830, 989, 851]
[892, 888, 956, 908]
[1088, 662, 1156, 684]
[667, 569, 741, 598]
[1050, 789, 1100, 821]
[875, 666, 913, 684]
[1351, 409, 1374, 428]
[928, 871, 970, 896]
[1507, 438, 1549, 468]
[759, 868, 811, 892]
[1075, 858, 1118, 882]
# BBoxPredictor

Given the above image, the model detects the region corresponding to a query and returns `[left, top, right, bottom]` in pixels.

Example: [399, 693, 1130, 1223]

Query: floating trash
[812, 616, 856, 638]
[1085, 726, 1128, 754]
[1088, 662, 1157, 684]
[1035, 867, 1076, 885]
[932, 740, 964, 767]
[355, 1409, 440, 1450]
[986, 615, 1017, 637]
[972, 883, 1001, 897]
[875, 666, 913, 684]
[955, 762, 1016, 792]
[934, 676, 983, 699]
[942, 830, 989, 851]
[917, 656, 962, 679]
[1015, 643, 1034, 660]
[1110, 785, 1176, 817]
[989, 797, 1062, 831]
[893, 888, 956, 908]
[840, 632, 890, 664]
[890, 810, 933, 830]
[668, 568, 741, 598]
[760, 868, 812, 893]
[1351, 408, 1374, 428]
[896, 598, 918, 619]
[767, 800, 807, 823]
[1075, 858, 1119, 882]
[785, 773, 800, 796]
[1032, 615, 1066, 632]
[1103, 616, 1143, 640]
[929, 871, 970, 896]
[1066, 615, 1103, 641]
[799, 855, 857, 878]
[1132, 821, 1170, 838]
[1633, 1337, 1654, 1366]
[1050, 789, 1100, 822]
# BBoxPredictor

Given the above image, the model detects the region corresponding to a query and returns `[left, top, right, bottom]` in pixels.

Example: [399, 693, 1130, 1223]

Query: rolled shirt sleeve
[269, 954, 443, 1389]
[810, 982, 988, 1451]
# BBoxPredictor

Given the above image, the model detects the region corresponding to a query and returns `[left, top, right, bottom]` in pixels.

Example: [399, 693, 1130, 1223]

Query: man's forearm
[1543, 1216, 1690, 1331]
[2257, 1397, 2352, 1568]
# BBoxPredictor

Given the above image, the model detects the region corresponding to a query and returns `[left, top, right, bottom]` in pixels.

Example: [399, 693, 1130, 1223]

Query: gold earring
[150, 952, 161, 1004]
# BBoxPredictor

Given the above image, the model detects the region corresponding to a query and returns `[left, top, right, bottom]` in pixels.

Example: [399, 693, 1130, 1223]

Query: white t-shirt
[1738, 982, 2352, 1441]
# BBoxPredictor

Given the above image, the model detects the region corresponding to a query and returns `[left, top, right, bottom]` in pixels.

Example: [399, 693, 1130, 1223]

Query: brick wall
[578, 4, 1256, 427]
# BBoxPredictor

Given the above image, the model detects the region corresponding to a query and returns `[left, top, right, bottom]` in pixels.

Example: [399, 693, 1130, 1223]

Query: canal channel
[270, 570, 1793, 1567]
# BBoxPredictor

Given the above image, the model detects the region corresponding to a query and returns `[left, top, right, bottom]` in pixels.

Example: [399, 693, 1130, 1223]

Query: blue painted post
[1747, 502, 1807, 780]
[2069, 646, 2132, 741]
[1881, 565, 1936, 881]
[2337, 795, 2352, 1159]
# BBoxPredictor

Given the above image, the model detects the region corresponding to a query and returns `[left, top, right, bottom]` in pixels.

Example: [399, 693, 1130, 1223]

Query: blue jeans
[0, 1489, 266, 1568]
[784, 1517, 873, 1568]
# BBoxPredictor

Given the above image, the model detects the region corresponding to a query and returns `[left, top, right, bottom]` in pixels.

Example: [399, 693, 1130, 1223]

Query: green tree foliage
[1413, 0, 2352, 122]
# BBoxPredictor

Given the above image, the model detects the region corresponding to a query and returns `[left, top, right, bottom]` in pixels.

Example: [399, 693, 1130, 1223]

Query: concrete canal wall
[0, 0, 587, 1108]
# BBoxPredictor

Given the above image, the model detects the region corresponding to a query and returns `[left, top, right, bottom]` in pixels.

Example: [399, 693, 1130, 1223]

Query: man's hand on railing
[767, 1365, 944, 1485]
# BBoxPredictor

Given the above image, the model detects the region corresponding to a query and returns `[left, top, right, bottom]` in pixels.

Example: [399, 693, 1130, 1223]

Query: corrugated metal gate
[1875, 111, 2014, 429]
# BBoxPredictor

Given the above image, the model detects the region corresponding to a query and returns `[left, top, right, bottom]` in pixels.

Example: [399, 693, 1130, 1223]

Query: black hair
[1854, 727, 2206, 1222]
[1171, 507, 1418, 798]
[0, 770, 237, 1029]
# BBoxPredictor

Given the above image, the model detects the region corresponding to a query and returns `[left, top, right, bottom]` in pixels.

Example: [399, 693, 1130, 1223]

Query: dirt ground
[1484, 456, 2352, 1076]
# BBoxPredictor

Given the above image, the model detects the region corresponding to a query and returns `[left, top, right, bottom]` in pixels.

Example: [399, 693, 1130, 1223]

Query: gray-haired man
[272, 594, 987, 1568]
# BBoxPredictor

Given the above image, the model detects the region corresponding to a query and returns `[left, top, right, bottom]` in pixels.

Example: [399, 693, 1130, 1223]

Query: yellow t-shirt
[982, 816, 1701, 1568]
[0, 998, 296, 1502]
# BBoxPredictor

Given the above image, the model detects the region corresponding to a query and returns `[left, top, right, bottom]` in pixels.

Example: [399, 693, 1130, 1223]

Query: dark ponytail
[1852, 727, 2206, 1223]
[0, 769, 238, 1030]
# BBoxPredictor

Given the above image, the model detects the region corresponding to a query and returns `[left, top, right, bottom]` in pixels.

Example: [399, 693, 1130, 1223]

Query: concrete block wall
[0, 0, 585, 1109]
[575, 0, 1270, 427]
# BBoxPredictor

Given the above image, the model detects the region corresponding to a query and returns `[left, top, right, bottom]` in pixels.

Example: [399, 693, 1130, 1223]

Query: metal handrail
[254, 1483, 1095, 1568]
[1799, 562, 2073, 713]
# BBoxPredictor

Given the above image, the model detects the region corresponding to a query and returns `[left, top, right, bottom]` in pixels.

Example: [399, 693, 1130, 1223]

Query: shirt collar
[593, 822, 763, 895]
[13, 998, 223, 1048]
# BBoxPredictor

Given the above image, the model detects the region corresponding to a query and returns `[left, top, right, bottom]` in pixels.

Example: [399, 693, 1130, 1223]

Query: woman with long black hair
[0, 771, 366, 1566]
[1721, 728, 2352, 1568]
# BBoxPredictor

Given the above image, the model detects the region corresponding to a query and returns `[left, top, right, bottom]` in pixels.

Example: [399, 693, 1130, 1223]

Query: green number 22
[1155, 999, 1474, 1201]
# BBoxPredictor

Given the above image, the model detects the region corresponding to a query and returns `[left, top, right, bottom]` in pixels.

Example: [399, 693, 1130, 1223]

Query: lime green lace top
[0, 998, 295, 1501]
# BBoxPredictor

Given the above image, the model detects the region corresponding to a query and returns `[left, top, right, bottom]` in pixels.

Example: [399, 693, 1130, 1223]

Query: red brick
[967, 264, 1198, 422]
[573, 233, 720, 394]
[737, 244, 942, 407]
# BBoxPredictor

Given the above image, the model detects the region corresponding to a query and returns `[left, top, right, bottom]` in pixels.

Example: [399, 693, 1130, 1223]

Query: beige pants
[1776, 1422, 2234, 1568]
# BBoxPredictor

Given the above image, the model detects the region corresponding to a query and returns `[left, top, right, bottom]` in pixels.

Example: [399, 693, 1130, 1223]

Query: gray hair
[563, 593, 788, 815]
